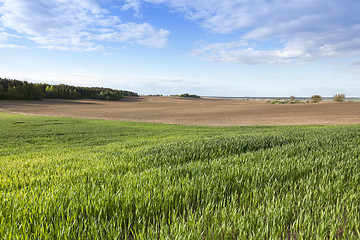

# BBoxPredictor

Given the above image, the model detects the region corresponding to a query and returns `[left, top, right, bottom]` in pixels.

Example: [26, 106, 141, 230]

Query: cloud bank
[124, 0, 360, 64]
[1, 0, 360, 65]
[0, 0, 169, 50]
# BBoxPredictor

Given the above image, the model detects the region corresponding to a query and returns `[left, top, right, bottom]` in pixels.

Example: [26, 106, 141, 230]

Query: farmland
[1, 112, 360, 239]
[1, 96, 360, 126]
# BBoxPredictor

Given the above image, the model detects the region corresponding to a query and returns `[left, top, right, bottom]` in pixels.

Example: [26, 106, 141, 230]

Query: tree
[179, 93, 200, 98]
[45, 85, 56, 98]
[289, 96, 295, 102]
[0, 85, 4, 99]
[333, 94, 345, 102]
[28, 84, 44, 100]
[310, 95, 323, 103]
[69, 89, 81, 99]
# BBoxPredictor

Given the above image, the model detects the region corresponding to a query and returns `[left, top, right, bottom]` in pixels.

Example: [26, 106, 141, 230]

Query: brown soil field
[1, 96, 360, 126]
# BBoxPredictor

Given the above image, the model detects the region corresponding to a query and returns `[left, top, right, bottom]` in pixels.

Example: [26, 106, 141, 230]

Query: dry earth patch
[1, 96, 360, 126]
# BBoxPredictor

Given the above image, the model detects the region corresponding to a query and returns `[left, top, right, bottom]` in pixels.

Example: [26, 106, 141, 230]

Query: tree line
[0, 78, 138, 101]
[170, 93, 200, 98]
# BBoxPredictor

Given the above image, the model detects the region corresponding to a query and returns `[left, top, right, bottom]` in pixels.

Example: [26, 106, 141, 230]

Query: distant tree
[6, 86, 17, 100]
[179, 93, 200, 98]
[69, 89, 81, 99]
[28, 84, 44, 100]
[45, 85, 56, 98]
[289, 96, 295, 102]
[121, 90, 139, 97]
[7, 85, 28, 100]
[0, 77, 138, 101]
[310, 95, 323, 103]
[333, 94, 345, 102]
[0, 85, 4, 99]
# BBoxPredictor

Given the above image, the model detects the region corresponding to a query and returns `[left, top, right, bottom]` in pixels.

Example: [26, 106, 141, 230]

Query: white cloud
[90, 22, 169, 48]
[0, 31, 21, 41]
[0, 43, 29, 49]
[122, 0, 360, 64]
[0, 0, 169, 50]
[2, 0, 359, 62]
[117, 23, 169, 48]
[0, 27, 27, 48]
[191, 0, 360, 63]
[121, 0, 142, 16]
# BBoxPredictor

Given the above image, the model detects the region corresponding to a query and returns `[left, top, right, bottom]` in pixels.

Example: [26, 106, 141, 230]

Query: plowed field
[1, 96, 360, 126]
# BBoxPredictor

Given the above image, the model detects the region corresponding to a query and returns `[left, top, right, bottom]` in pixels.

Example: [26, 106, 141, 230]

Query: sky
[1, 0, 360, 97]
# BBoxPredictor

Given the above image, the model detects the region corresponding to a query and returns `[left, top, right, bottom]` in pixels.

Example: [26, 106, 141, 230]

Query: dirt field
[1, 96, 360, 126]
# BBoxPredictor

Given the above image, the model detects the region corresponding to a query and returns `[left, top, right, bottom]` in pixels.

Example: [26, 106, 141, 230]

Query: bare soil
[1, 96, 360, 126]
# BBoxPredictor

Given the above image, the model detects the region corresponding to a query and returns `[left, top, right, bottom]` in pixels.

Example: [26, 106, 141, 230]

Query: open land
[1, 96, 360, 126]
[2, 97, 360, 238]
[1, 112, 360, 239]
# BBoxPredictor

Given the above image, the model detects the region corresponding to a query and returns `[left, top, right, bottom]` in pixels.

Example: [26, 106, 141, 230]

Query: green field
[1, 112, 360, 239]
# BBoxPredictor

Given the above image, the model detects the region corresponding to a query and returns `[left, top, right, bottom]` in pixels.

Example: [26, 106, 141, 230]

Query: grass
[1, 112, 360, 239]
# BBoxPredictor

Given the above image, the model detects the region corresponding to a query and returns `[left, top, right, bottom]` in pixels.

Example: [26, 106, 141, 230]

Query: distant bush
[333, 94, 345, 102]
[267, 97, 302, 104]
[310, 95, 323, 103]
[178, 93, 200, 98]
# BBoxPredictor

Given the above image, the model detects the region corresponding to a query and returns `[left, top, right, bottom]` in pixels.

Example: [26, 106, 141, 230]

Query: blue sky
[1, 0, 360, 97]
